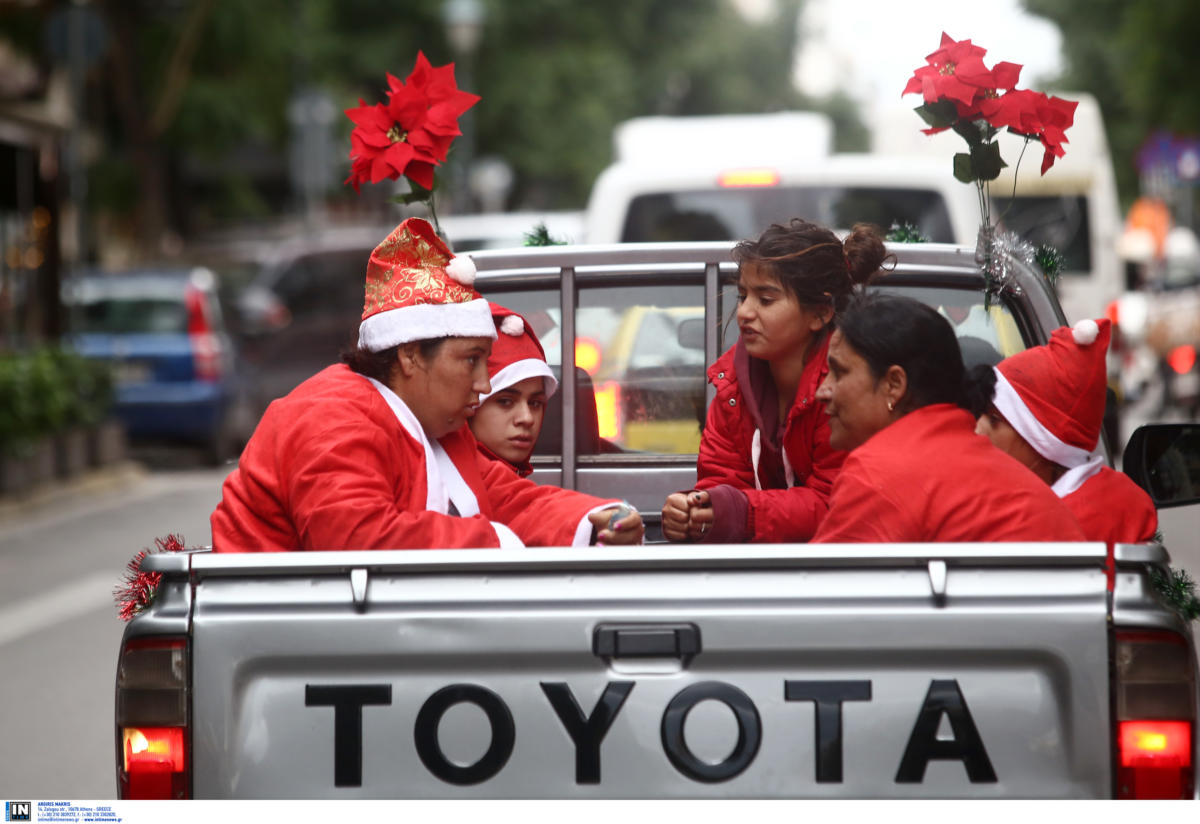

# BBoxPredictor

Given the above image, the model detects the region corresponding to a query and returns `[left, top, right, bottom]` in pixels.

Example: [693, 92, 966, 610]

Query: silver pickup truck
[114, 242, 1199, 799]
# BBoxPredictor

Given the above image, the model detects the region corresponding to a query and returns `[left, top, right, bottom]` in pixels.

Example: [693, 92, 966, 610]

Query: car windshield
[992, 194, 1091, 272]
[622, 187, 956, 243]
[72, 298, 188, 334]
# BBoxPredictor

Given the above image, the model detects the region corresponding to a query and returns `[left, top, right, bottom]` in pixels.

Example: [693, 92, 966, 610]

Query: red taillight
[1113, 630, 1196, 799]
[116, 637, 189, 799]
[1167, 345, 1196, 376]
[185, 284, 222, 382]
[594, 380, 622, 440]
[122, 727, 186, 799]
[575, 337, 603, 376]
[1105, 299, 1120, 327]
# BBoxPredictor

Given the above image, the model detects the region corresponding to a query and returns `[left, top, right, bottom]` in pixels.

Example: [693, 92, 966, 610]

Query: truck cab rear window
[621, 188, 955, 244]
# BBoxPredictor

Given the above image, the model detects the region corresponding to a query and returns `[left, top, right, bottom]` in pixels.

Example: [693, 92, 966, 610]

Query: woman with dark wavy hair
[662, 218, 887, 543]
[812, 292, 1085, 543]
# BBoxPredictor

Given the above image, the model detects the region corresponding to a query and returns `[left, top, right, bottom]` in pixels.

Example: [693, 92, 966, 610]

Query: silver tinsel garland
[975, 224, 1037, 304]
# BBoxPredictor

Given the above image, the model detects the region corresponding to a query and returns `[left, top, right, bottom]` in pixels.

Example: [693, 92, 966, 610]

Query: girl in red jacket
[811, 293, 1085, 543]
[662, 219, 886, 543]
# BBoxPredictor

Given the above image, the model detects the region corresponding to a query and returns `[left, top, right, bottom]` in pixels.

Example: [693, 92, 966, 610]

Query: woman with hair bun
[662, 219, 887, 543]
[811, 293, 1085, 543]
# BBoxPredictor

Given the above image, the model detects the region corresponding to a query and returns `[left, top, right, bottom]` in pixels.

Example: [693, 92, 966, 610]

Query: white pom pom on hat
[445, 254, 477, 287]
[499, 314, 525, 336]
[1072, 318, 1099, 346]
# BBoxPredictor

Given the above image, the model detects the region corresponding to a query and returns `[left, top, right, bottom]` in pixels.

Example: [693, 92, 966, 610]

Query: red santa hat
[480, 302, 558, 403]
[991, 318, 1111, 467]
[357, 217, 495, 351]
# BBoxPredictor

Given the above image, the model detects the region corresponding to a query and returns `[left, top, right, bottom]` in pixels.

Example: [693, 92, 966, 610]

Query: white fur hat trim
[991, 367, 1093, 468]
[479, 358, 558, 403]
[357, 297, 496, 351]
[499, 315, 525, 336]
[445, 255, 476, 287]
[1072, 319, 1099, 346]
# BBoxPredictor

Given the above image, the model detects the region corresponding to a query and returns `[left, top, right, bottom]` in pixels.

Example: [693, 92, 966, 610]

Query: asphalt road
[0, 462, 233, 799]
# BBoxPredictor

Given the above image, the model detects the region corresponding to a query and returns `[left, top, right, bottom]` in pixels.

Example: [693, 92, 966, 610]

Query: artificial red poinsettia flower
[978, 90, 1078, 174]
[1034, 95, 1078, 173]
[902, 32, 992, 106]
[979, 88, 1048, 135]
[344, 51, 481, 193]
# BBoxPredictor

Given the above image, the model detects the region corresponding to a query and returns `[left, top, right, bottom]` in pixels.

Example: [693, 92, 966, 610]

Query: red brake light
[122, 727, 186, 799]
[575, 337, 603, 376]
[1120, 721, 1191, 765]
[1105, 299, 1119, 327]
[185, 284, 222, 382]
[718, 168, 780, 188]
[1167, 345, 1196, 376]
[116, 637, 189, 799]
[1113, 630, 1196, 799]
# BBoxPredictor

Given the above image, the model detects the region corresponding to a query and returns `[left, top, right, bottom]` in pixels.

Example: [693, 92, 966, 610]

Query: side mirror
[1123, 423, 1200, 508]
[676, 317, 705, 350]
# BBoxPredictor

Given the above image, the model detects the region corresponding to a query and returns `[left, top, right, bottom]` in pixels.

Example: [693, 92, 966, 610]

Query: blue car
[63, 267, 254, 464]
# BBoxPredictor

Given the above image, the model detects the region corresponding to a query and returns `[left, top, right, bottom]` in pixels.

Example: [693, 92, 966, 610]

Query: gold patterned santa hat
[357, 217, 496, 351]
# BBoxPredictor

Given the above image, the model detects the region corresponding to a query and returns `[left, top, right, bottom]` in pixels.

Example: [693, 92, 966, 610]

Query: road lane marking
[0, 570, 123, 647]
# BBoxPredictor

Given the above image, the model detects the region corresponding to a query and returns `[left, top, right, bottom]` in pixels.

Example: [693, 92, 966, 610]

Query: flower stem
[427, 196, 443, 238]
[996, 138, 1032, 226]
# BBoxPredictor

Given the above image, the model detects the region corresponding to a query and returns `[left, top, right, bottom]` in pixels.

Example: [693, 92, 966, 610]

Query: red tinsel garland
[113, 534, 186, 621]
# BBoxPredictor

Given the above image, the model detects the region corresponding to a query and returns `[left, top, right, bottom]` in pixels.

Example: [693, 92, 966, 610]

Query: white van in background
[584, 112, 980, 248]
[873, 94, 1122, 325]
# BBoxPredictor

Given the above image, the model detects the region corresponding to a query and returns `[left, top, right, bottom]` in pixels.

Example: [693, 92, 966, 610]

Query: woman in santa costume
[468, 303, 556, 478]
[662, 219, 886, 543]
[812, 293, 1085, 543]
[211, 217, 642, 551]
[976, 317, 1157, 545]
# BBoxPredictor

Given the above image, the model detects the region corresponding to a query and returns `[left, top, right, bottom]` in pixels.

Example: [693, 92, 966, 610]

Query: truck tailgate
[189, 545, 1110, 798]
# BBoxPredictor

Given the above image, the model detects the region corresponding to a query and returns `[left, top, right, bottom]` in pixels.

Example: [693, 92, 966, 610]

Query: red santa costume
[473, 303, 558, 477]
[693, 334, 846, 542]
[211, 218, 621, 551]
[992, 318, 1157, 546]
[812, 403, 1086, 543]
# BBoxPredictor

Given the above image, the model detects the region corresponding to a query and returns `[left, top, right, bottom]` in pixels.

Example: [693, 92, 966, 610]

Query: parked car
[63, 267, 254, 464]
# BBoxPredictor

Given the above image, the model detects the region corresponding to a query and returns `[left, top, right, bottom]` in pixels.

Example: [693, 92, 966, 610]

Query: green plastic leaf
[953, 152, 976, 183]
[952, 118, 987, 146]
[970, 141, 1007, 182]
[914, 100, 958, 130]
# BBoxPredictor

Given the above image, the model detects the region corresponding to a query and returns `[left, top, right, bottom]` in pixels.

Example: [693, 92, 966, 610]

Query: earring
[887, 399, 894, 412]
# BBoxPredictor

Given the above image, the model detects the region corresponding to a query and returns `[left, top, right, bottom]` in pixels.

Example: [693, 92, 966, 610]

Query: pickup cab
[114, 242, 1199, 799]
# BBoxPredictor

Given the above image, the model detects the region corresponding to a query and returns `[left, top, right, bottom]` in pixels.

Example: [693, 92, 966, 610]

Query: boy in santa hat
[976, 318, 1157, 546]
[211, 217, 642, 551]
[469, 303, 556, 477]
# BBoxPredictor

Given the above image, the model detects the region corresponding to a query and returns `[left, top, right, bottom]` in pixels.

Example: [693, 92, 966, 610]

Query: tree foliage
[1023, 0, 1200, 204]
[1, 0, 864, 250]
